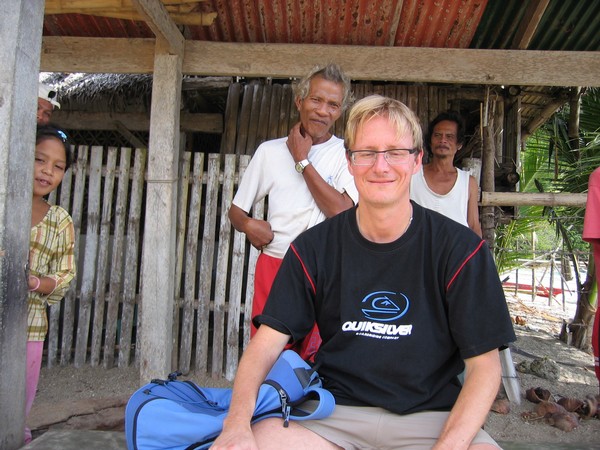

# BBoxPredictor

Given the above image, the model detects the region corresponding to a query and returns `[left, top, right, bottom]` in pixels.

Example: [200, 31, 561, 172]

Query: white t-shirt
[410, 166, 470, 227]
[232, 135, 359, 259]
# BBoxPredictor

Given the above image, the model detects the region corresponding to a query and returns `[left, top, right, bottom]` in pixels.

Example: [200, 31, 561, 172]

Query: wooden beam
[41, 37, 600, 88]
[42, 37, 155, 73]
[511, 0, 550, 50]
[386, 0, 405, 47]
[522, 95, 569, 140]
[50, 111, 223, 133]
[114, 121, 148, 148]
[130, 0, 184, 55]
[481, 191, 587, 207]
[44, 0, 217, 26]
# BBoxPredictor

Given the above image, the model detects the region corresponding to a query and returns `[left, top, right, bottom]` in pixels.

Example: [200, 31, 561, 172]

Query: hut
[2, 2, 600, 447]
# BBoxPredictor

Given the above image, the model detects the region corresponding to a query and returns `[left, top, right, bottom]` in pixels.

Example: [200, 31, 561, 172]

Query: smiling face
[348, 115, 422, 208]
[294, 75, 344, 145]
[33, 137, 68, 199]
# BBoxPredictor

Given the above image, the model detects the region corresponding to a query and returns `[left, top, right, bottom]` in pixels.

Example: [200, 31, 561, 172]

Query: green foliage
[494, 88, 600, 274]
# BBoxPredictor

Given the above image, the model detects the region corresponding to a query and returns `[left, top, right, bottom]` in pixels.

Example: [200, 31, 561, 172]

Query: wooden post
[549, 252, 555, 306]
[480, 114, 496, 246]
[532, 232, 537, 300]
[139, 37, 183, 382]
[0, 2, 44, 448]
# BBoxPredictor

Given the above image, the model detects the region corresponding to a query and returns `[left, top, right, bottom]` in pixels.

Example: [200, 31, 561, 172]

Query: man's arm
[467, 175, 482, 238]
[434, 349, 501, 450]
[211, 325, 290, 450]
[287, 123, 354, 218]
[228, 204, 274, 250]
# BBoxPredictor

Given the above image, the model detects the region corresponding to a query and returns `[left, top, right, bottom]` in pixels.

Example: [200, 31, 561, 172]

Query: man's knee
[253, 419, 342, 449]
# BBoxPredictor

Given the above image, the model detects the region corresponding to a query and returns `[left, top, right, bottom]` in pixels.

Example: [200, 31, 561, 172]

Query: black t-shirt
[257, 202, 516, 414]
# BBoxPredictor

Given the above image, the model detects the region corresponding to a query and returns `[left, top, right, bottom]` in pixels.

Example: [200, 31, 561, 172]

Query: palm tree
[496, 88, 600, 351]
[549, 88, 600, 350]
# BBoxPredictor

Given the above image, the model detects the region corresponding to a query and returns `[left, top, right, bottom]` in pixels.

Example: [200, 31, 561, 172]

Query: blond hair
[344, 95, 423, 152]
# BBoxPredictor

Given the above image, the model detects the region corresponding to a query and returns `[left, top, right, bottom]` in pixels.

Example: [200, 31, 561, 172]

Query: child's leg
[25, 341, 44, 443]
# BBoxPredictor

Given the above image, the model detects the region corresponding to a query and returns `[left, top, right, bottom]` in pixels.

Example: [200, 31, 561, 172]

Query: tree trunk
[569, 255, 597, 351]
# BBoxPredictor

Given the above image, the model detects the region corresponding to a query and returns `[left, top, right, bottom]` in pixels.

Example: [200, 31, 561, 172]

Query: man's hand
[210, 423, 257, 450]
[245, 218, 274, 250]
[287, 122, 312, 162]
[228, 204, 274, 250]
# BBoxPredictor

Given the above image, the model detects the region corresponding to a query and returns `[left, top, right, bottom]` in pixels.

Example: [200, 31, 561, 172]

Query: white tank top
[410, 166, 469, 227]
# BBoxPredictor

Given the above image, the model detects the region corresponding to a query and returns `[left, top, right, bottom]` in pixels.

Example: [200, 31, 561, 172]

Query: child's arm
[31, 212, 76, 304]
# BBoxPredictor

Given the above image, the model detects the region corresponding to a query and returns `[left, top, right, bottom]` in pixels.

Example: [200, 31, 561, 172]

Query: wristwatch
[295, 159, 311, 173]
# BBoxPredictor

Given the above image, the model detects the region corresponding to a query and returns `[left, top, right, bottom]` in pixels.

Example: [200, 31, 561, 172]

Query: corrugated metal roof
[471, 0, 600, 51]
[42, 0, 600, 52]
[43, 0, 490, 47]
[40, 0, 599, 138]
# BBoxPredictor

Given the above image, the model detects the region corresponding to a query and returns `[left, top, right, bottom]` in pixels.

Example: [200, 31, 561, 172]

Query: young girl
[25, 125, 76, 443]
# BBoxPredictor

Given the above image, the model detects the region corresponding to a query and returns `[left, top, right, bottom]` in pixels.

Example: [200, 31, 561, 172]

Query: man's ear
[412, 150, 423, 175]
[294, 96, 302, 111]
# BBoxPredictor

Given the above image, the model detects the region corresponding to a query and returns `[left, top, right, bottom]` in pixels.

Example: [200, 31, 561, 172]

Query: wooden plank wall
[43, 81, 450, 378]
[222, 81, 449, 156]
[44, 146, 262, 377]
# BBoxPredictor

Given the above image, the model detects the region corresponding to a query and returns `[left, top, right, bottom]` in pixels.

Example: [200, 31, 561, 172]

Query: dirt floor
[29, 290, 600, 447]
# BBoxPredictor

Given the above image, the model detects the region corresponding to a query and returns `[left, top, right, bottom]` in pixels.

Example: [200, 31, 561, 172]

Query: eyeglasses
[348, 149, 418, 166]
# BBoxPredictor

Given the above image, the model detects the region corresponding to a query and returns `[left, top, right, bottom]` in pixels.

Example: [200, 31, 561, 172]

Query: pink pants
[25, 341, 43, 444]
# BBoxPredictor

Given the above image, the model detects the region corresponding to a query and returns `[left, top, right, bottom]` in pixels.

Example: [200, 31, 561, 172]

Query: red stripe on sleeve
[290, 244, 317, 294]
[446, 240, 485, 291]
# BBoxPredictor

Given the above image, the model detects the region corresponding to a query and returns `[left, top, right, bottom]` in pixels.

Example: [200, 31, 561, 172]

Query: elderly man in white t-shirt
[228, 64, 358, 359]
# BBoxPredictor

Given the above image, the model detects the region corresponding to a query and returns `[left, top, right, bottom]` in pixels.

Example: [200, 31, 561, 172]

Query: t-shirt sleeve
[445, 241, 516, 359]
[338, 168, 359, 204]
[231, 146, 268, 213]
[583, 168, 600, 241]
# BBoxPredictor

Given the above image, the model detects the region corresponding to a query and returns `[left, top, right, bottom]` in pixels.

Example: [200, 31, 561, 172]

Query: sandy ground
[31, 290, 600, 447]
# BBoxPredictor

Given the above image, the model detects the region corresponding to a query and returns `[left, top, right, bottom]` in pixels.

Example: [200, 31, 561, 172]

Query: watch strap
[295, 159, 311, 173]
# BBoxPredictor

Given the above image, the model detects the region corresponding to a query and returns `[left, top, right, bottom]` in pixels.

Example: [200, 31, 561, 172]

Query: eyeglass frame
[347, 148, 420, 166]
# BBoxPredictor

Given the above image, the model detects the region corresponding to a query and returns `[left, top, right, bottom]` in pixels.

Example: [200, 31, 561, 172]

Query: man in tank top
[410, 110, 482, 237]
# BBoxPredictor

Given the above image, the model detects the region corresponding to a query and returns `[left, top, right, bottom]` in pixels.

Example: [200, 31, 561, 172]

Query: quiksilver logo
[342, 321, 413, 336]
[361, 291, 409, 321]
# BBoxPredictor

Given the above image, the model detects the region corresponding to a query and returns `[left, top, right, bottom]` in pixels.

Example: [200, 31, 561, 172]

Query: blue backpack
[125, 350, 336, 450]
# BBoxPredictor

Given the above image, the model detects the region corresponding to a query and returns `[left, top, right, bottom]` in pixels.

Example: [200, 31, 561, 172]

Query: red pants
[251, 252, 321, 362]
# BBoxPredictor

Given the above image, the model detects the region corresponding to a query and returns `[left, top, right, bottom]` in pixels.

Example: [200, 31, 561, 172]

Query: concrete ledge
[23, 430, 125, 450]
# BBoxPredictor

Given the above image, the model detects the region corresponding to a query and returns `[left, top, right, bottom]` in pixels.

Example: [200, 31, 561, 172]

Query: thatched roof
[40, 72, 153, 111]
[39, 72, 231, 113]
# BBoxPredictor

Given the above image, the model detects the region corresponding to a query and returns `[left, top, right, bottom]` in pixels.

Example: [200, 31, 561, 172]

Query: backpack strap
[263, 380, 336, 427]
[288, 385, 336, 422]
